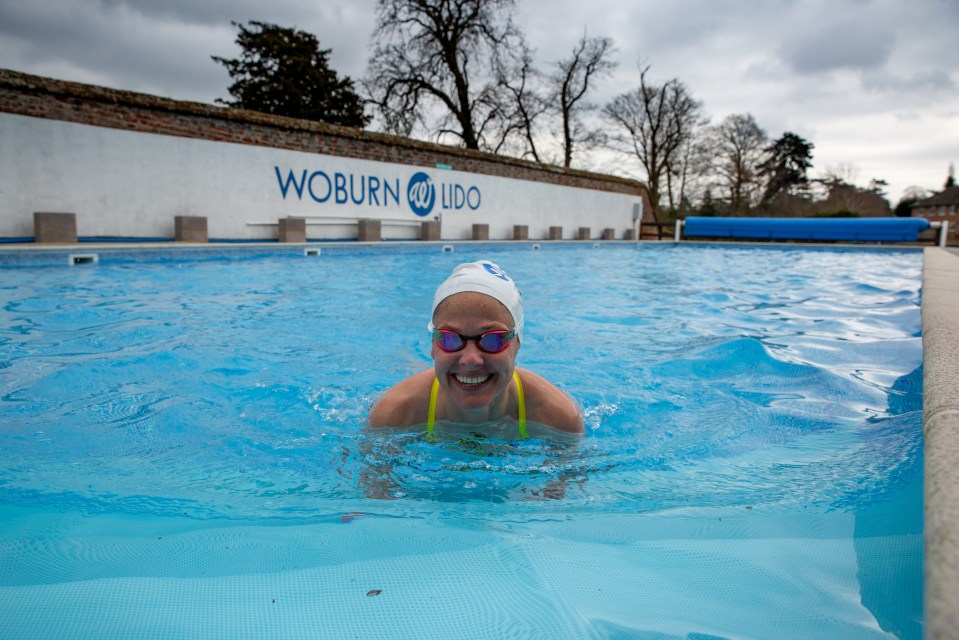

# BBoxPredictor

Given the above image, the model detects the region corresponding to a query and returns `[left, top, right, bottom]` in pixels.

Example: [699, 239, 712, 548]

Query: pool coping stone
[923, 247, 959, 640]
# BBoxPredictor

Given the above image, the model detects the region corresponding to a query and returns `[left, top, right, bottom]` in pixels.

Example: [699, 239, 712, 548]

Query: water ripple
[0, 246, 923, 522]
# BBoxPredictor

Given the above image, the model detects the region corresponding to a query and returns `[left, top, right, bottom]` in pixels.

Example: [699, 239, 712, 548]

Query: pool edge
[923, 247, 959, 638]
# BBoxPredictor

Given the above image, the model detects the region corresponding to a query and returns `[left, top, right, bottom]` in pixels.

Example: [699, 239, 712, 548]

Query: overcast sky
[1, 0, 957, 203]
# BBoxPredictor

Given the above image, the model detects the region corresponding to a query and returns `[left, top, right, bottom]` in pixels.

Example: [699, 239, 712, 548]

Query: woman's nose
[457, 340, 485, 366]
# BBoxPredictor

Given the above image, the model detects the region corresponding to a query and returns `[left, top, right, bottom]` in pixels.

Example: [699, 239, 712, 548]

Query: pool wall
[0, 69, 650, 243]
[922, 247, 959, 638]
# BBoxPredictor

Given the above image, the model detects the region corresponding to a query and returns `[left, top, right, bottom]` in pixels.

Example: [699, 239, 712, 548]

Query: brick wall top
[0, 67, 647, 199]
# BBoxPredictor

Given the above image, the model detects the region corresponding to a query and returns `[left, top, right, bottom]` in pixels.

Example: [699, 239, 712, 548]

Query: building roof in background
[914, 186, 959, 207]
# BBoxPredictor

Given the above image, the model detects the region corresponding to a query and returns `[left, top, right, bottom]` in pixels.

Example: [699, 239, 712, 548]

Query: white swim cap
[428, 260, 524, 342]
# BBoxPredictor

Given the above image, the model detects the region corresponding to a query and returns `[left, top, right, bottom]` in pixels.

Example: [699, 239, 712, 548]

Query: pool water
[0, 244, 923, 639]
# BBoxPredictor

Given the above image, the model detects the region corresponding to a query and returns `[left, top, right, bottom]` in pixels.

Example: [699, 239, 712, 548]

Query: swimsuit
[426, 371, 527, 438]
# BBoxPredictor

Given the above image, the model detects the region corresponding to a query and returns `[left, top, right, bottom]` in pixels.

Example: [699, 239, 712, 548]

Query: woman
[368, 260, 584, 435]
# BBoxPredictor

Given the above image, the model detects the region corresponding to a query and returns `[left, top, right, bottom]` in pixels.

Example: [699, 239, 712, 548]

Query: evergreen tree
[894, 196, 919, 217]
[699, 189, 719, 216]
[213, 21, 369, 128]
[945, 162, 957, 189]
[758, 132, 814, 203]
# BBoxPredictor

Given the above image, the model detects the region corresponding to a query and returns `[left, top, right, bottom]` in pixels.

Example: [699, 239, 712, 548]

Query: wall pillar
[175, 216, 207, 242]
[472, 223, 489, 241]
[278, 217, 306, 243]
[358, 219, 382, 242]
[34, 212, 77, 243]
[421, 220, 441, 241]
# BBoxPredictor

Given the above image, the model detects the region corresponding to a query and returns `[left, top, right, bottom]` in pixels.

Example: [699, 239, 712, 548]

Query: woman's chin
[448, 374, 500, 407]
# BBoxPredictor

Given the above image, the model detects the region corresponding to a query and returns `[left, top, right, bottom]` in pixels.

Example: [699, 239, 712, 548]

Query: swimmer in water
[368, 260, 584, 435]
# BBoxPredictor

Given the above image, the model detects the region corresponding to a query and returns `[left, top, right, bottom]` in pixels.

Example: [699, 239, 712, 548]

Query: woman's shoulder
[367, 369, 434, 428]
[516, 368, 584, 434]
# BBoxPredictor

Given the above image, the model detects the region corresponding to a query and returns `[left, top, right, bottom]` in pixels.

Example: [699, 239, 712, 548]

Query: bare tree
[667, 126, 713, 214]
[821, 162, 861, 187]
[902, 185, 932, 201]
[364, 0, 524, 150]
[711, 113, 767, 214]
[491, 42, 548, 161]
[603, 65, 703, 219]
[550, 33, 617, 168]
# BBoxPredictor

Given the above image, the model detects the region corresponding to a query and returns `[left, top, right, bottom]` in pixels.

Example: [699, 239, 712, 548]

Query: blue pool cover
[683, 217, 931, 242]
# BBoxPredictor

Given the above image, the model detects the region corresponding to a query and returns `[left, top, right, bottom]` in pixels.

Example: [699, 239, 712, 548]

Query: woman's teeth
[455, 374, 491, 386]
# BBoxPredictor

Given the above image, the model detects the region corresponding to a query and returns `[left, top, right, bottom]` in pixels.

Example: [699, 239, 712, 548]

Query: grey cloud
[0, 0, 377, 102]
[98, 0, 321, 27]
[0, 0, 231, 101]
[0, 1, 90, 44]
[863, 68, 956, 94]
[777, 21, 894, 74]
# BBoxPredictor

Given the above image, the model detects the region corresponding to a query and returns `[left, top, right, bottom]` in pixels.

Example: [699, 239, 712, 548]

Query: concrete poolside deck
[923, 247, 959, 640]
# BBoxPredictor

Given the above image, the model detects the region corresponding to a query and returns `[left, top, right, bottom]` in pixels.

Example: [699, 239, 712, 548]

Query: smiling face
[430, 291, 520, 422]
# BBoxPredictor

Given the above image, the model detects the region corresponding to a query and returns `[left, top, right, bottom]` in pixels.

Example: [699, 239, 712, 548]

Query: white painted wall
[1, 113, 642, 241]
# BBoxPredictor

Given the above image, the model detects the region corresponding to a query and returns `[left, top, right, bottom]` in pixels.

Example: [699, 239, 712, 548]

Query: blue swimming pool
[0, 243, 923, 638]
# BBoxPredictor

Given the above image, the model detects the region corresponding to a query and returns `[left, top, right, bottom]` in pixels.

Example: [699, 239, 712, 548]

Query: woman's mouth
[454, 373, 492, 387]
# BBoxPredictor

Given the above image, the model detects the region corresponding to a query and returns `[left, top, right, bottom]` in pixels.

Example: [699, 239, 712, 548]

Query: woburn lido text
[274, 167, 481, 215]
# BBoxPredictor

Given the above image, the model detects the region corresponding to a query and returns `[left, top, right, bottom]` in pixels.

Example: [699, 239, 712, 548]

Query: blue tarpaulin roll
[683, 217, 930, 242]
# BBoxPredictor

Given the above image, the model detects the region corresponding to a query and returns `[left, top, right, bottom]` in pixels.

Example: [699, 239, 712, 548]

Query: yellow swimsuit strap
[514, 371, 527, 437]
[427, 376, 440, 432]
[427, 372, 527, 438]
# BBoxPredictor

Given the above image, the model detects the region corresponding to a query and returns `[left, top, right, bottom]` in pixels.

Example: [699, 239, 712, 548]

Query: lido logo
[407, 172, 436, 217]
[482, 262, 510, 281]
